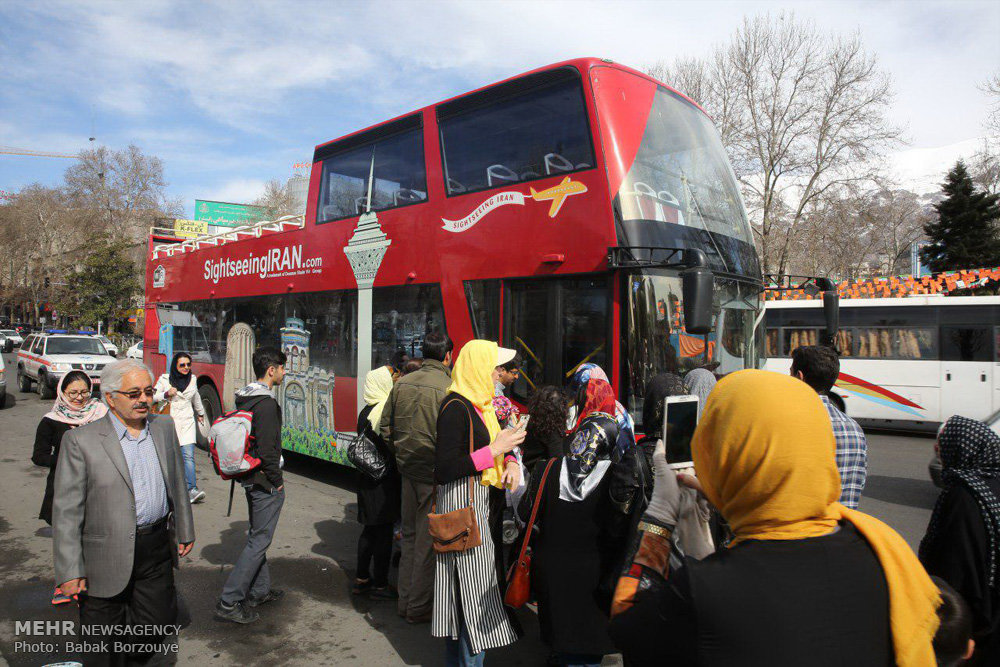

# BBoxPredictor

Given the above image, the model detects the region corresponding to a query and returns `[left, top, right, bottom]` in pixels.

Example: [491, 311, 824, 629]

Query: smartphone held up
[663, 395, 699, 469]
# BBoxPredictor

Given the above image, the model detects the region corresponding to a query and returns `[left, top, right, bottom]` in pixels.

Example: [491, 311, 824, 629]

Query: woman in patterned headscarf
[920, 416, 1000, 664]
[568, 363, 636, 462]
[517, 377, 624, 665]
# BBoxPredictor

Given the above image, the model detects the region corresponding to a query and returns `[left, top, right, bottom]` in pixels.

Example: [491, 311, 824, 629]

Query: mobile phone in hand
[663, 395, 699, 469]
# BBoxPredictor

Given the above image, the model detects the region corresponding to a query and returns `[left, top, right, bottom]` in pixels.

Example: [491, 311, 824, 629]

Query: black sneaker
[214, 600, 259, 624]
[246, 589, 285, 607]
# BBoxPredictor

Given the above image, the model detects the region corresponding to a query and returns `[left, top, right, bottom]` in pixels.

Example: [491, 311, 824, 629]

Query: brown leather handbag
[427, 399, 482, 554]
[503, 457, 557, 608]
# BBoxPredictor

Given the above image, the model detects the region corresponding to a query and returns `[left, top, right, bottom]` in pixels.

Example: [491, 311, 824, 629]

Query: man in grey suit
[54, 359, 195, 666]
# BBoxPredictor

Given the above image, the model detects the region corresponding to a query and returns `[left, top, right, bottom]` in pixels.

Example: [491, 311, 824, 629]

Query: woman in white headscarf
[353, 365, 401, 600]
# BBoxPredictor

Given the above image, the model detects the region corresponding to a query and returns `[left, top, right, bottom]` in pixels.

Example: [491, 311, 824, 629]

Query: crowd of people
[30, 335, 1000, 666]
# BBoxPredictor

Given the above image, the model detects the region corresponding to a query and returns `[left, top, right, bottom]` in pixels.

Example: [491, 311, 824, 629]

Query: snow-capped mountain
[885, 136, 995, 196]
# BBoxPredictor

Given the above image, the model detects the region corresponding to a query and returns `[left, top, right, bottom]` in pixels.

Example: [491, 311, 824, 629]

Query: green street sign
[194, 199, 266, 227]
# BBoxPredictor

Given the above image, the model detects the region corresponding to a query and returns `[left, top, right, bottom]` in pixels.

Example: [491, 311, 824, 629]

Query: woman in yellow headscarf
[610, 370, 940, 666]
[431, 340, 526, 662]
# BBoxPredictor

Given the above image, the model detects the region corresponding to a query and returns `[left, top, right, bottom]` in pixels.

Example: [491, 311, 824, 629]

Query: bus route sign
[194, 199, 267, 227]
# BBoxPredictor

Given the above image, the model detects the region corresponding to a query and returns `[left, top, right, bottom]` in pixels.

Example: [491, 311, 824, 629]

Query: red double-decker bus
[144, 57, 763, 464]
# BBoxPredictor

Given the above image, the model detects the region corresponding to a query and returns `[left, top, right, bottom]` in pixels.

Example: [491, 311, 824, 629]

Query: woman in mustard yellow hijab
[431, 340, 526, 663]
[610, 370, 940, 666]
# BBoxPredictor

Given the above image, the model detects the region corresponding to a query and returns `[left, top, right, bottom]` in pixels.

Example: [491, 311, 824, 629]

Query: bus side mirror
[681, 266, 714, 335]
[816, 278, 839, 350]
[822, 290, 840, 349]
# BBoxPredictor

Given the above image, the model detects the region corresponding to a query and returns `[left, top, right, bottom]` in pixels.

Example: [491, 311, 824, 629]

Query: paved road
[0, 352, 939, 666]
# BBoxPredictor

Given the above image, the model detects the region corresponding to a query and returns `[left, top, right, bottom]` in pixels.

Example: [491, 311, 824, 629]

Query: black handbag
[348, 413, 389, 481]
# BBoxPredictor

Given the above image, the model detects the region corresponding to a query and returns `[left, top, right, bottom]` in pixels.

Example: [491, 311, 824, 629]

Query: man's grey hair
[101, 359, 154, 401]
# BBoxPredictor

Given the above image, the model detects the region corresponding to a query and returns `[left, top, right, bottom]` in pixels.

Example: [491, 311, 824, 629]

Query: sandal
[51, 589, 73, 606]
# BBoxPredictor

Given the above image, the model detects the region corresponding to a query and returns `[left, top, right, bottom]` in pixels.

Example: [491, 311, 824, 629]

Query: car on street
[929, 408, 1000, 487]
[96, 335, 119, 357]
[16, 332, 117, 399]
[125, 340, 143, 360]
[0, 329, 23, 348]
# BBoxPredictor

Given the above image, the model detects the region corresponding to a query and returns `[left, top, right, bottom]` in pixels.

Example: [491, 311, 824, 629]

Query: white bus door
[939, 325, 993, 422]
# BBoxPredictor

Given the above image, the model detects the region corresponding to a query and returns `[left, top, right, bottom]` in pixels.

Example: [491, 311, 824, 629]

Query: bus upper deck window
[438, 69, 595, 196]
[316, 116, 427, 224]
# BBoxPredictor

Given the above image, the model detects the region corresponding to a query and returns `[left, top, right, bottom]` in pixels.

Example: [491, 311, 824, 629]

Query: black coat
[521, 429, 564, 472]
[920, 481, 1000, 665]
[355, 406, 401, 526]
[610, 522, 893, 666]
[517, 458, 625, 656]
[32, 417, 73, 525]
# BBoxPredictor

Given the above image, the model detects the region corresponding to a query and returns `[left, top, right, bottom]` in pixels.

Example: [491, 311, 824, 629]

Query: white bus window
[783, 328, 821, 355]
[765, 329, 781, 357]
[941, 326, 992, 362]
[835, 330, 855, 357]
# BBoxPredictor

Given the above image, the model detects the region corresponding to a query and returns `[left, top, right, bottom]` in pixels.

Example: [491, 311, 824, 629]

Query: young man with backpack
[215, 346, 287, 624]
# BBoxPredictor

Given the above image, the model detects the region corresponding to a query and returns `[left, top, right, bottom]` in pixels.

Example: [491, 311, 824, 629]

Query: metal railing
[149, 214, 306, 259]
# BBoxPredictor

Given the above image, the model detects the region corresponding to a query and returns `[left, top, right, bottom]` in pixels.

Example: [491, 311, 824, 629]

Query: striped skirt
[431, 477, 519, 654]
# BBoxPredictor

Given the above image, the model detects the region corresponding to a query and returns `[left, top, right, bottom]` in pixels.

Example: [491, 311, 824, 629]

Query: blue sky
[1, 0, 998, 218]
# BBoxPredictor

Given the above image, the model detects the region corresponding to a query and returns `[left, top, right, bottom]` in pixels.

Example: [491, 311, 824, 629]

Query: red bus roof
[312, 57, 707, 155]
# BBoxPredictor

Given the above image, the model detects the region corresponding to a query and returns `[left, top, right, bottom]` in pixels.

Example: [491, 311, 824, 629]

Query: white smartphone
[663, 395, 700, 469]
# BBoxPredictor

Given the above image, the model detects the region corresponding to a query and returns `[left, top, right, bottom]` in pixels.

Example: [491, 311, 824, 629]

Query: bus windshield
[623, 271, 762, 427]
[617, 87, 757, 277]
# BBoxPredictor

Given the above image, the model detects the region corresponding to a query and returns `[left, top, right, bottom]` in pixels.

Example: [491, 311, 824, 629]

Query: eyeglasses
[65, 390, 91, 399]
[112, 388, 155, 400]
[177, 363, 191, 369]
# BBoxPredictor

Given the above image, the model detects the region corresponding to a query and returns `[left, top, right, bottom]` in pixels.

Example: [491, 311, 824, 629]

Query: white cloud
[204, 177, 268, 206]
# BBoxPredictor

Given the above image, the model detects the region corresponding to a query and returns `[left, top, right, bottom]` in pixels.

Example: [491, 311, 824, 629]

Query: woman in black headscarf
[919, 415, 1000, 664]
[153, 352, 207, 504]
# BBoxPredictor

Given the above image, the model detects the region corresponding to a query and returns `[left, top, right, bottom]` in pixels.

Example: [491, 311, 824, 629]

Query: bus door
[939, 325, 993, 421]
[502, 275, 610, 403]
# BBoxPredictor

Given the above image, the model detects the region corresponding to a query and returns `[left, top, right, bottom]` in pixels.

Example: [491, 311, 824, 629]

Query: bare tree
[1, 185, 92, 323]
[864, 188, 930, 276]
[646, 13, 901, 275]
[63, 144, 179, 243]
[981, 70, 1000, 136]
[253, 178, 297, 219]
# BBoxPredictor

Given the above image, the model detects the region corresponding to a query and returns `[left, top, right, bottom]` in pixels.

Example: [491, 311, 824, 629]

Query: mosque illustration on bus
[223, 316, 347, 465]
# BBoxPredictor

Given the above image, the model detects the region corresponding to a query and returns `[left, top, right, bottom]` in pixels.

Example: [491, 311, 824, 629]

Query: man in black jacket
[216, 347, 287, 624]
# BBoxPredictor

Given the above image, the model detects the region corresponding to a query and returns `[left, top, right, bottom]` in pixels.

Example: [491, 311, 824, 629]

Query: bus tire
[197, 383, 222, 452]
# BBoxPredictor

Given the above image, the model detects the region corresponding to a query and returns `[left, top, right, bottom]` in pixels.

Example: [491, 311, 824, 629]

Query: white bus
[763, 295, 1000, 431]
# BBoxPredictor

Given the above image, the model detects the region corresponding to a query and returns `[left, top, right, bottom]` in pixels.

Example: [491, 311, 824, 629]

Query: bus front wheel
[197, 383, 222, 452]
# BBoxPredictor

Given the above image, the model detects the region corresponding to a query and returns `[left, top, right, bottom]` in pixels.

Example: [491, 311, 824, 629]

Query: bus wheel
[197, 383, 222, 452]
